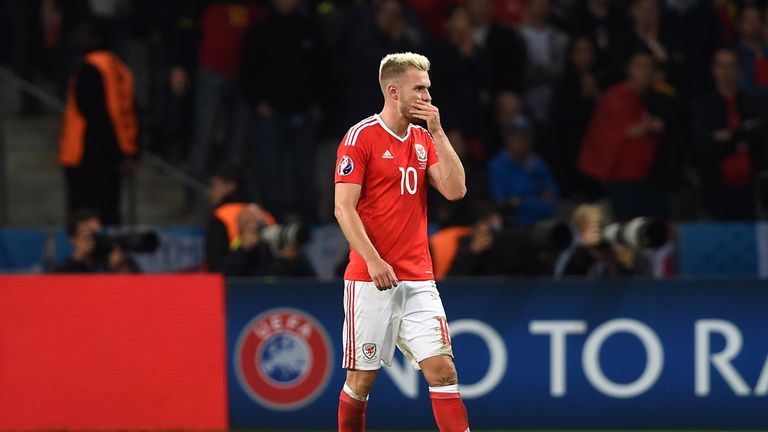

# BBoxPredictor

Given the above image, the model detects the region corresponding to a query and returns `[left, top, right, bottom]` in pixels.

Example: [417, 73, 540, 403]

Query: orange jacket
[59, 51, 138, 167]
[214, 203, 277, 249]
[429, 226, 474, 280]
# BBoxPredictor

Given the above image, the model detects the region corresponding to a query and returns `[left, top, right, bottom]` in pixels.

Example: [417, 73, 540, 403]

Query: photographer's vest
[214, 203, 277, 250]
[429, 226, 473, 280]
[59, 51, 138, 167]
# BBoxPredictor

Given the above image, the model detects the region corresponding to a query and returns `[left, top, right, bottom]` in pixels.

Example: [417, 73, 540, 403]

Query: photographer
[220, 204, 315, 277]
[449, 203, 507, 276]
[56, 209, 140, 273]
[558, 204, 651, 278]
[206, 164, 270, 272]
[449, 201, 573, 277]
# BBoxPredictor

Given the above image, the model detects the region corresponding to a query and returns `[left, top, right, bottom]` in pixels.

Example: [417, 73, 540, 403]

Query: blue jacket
[488, 152, 559, 226]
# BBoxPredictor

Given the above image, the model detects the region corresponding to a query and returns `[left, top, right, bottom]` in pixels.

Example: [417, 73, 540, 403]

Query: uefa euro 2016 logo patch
[235, 308, 333, 410]
[338, 155, 354, 176]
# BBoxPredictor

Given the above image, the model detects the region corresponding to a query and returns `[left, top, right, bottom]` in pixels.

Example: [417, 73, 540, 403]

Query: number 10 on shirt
[399, 166, 418, 195]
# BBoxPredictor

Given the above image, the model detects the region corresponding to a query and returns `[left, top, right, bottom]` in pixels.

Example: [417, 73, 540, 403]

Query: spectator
[173, 1, 265, 207]
[45, 0, 97, 98]
[661, 0, 722, 97]
[205, 164, 275, 272]
[56, 209, 140, 273]
[690, 47, 767, 220]
[219, 204, 316, 277]
[429, 4, 491, 141]
[330, 0, 424, 129]
[610, 0, 672, 85]
[58, 20, 138, 226]
[489, 116, 559, 226]
[486, 91, 526, 157]
[566, 0, 617, 64]
[557, 203, 652, 277]
[519, 0, 569, 122]
[734, 4, 768, 94]
[493, 0, 527, 27]
[239, 0, 324, 222]
[713, 0, 738, 44]
[578, 51, 669, 220]
[133, 0, 195, 163]
[405, 0, 452, 38]
[466, 0, 528, 94]
[550, 36, 602, 200]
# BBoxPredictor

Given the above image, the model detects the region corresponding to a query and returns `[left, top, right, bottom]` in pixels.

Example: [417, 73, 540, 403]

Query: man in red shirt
[334, 53, 469, 432]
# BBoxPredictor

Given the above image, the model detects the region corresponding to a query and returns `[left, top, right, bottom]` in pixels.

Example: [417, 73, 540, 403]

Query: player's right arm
[334, 183, 398, 290]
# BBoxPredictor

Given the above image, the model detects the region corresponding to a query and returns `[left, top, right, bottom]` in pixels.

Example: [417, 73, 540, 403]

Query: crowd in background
[2, 0, 768, 277]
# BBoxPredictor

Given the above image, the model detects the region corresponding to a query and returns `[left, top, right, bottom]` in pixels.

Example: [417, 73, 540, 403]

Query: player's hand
[367, 257, 398, 291]
[410, 100, 442, 134]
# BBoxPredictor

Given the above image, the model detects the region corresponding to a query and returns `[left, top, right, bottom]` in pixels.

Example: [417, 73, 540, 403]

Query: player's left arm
[410, 100, 467, 201]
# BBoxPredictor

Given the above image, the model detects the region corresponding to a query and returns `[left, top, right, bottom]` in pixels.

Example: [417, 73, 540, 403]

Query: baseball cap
[504, 116, 534, 134]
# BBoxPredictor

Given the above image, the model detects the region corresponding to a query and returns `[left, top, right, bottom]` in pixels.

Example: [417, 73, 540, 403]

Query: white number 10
[399, 167, 418, 195]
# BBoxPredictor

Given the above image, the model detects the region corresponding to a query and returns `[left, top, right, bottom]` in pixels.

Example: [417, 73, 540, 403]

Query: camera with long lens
[92, 230, 161, 257]
[259, 223, 310, 255]
[602, 217, 667, 249]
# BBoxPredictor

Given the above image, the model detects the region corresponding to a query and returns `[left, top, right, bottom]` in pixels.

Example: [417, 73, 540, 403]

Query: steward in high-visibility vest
[59, 48, 138, 225]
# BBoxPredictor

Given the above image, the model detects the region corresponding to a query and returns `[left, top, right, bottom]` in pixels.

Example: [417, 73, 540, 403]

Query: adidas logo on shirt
[382, 150, 394, 159]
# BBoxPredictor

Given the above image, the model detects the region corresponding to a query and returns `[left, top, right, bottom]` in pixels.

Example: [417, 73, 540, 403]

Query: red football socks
[338, 388, 367, 432]
[430, 385, 470, 432]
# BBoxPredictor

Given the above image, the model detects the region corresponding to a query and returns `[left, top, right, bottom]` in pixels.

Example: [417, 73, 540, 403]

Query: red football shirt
[335, 114, 439, 281]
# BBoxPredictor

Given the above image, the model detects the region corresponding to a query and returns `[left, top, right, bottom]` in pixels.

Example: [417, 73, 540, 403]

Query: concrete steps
[2, 80, 196, 228]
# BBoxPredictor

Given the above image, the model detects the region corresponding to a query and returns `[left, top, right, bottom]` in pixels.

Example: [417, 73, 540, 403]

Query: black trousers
[65, 166, 122, 225]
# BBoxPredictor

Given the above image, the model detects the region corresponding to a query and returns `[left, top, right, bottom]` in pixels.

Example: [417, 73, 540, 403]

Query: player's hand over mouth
[410, 100, 443, 134]
[367, 257, 399, 290]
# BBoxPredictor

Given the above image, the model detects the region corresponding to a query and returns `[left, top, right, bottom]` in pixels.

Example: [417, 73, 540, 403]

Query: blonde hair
[572, 204, 605, 230]
[378, 52, 430, 90]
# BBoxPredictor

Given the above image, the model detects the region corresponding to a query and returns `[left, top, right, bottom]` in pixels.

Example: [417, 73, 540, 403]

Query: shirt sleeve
[334, 129, 370, 185]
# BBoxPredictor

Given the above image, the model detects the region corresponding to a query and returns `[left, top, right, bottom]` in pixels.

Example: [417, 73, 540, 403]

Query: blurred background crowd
[2, 0, 768, 278]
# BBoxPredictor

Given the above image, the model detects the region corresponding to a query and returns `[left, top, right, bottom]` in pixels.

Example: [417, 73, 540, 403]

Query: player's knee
[423, 357, 458, 387]
[346, 370, 378, 397]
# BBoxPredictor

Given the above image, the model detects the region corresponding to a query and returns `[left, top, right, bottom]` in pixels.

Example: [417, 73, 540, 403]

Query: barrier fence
[2, 276, 767, 430]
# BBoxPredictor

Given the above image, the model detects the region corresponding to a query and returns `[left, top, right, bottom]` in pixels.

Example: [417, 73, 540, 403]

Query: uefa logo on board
[235, 308, 333, 410]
